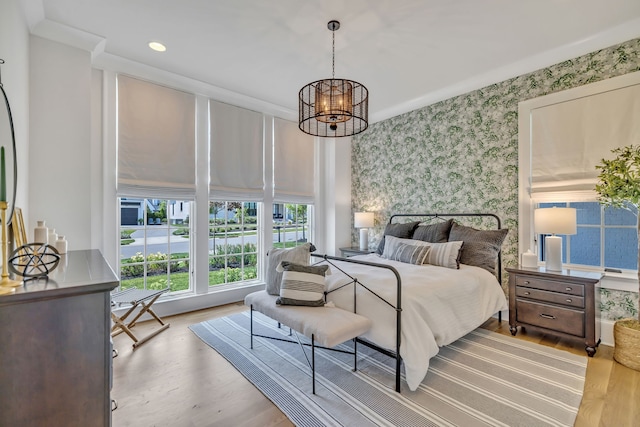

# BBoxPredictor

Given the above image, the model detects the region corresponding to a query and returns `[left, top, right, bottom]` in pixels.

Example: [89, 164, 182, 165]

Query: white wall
[0, 0, 30, 230]
[29, 36, 94, 250]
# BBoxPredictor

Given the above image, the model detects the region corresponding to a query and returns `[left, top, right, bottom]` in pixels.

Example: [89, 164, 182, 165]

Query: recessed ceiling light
[148, 41, 166, 52]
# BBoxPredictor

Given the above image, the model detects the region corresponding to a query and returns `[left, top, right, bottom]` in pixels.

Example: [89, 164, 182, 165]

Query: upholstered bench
[244, 290, 372, 394]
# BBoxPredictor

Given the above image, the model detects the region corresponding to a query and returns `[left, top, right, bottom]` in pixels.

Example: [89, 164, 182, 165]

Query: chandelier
[298, 20, 368, 138]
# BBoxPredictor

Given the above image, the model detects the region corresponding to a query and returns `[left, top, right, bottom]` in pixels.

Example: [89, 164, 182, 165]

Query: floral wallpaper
[351, 37, 640, 317]
[600, 288, 639, 321]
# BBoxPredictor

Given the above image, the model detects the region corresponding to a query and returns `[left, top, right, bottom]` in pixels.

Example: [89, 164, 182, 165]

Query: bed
[311, 213, 509, 392]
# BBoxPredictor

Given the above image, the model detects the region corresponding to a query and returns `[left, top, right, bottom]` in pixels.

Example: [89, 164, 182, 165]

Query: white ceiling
[22, 0, 640, 123]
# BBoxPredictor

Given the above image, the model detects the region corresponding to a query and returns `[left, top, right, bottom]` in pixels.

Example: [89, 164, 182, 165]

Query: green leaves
[595, 145, 640, 213]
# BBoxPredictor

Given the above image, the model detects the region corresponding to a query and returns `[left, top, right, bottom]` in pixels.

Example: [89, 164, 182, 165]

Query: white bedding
[323, 253, 508, 391]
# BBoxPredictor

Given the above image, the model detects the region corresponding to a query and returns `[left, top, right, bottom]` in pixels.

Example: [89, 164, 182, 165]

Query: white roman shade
[531, 82, 640, 202]
[210, 100, 264, 201]
[117, 75, 196, 198]
[273, 118, 315, 204]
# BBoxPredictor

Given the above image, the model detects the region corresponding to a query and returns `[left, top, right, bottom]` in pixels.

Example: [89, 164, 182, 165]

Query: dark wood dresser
[0, 249, 119, 427]
[507, 266, 602, 356]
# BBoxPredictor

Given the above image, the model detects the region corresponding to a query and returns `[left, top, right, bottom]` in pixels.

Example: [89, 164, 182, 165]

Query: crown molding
[371, 17, 640, 123]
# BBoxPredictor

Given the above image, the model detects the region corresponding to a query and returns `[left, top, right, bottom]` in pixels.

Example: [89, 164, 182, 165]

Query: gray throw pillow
[266, 242, 315, 295]
[412, 218, 453, 243]
[448, 222, 508, 275]
[276, 262, 329, 307]
[382, 237, 431, 265]
[375, 221, 420, 255]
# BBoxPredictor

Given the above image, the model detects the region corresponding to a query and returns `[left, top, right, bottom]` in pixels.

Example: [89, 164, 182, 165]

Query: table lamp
[354, 212, 374, 251]
[534, 207, 577, 271]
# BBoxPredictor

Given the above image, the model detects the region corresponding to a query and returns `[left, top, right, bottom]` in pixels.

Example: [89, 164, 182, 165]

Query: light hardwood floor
[111, 304, 640, 427]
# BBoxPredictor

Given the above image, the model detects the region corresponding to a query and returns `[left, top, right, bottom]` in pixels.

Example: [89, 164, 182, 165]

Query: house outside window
[119, 198, 192, 293]
[538, 201, 638, 271]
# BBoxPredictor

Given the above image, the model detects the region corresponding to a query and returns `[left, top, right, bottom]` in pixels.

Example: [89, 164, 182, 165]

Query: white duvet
[323, 253, 508, 391]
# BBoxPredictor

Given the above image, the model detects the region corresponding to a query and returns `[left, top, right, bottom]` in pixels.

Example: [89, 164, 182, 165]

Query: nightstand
[507, 266, 602, 356]
[339, 247, 375, 257]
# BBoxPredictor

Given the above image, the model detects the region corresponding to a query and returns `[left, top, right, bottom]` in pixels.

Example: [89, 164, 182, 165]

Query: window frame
[118, 197, 194, 294]
[536, 200, 638, 273]
[207, 200, 261, 288]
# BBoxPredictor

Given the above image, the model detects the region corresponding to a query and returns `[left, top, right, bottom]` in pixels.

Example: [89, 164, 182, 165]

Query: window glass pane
[272, 203, 312, 249]
[571, 202, 600, 225]
[119, 198, 192, 293]
[604, 205, 638, 225]
[208, 201, 260, 287]
[569, 227, 601, 266]
[605, 228, 638, 270]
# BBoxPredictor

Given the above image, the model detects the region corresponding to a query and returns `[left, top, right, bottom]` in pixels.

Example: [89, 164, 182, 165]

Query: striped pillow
[423, 241, 464, 269]
[276, 262, 329, 307]
[385, 241, 431, 265]
[382, 236, 463, 269]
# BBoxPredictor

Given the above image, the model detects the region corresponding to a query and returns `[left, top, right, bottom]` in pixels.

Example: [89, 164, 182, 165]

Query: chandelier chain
[332, 30, 335, 79]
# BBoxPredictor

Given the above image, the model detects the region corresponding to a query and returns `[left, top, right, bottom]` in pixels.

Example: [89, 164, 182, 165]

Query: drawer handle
[539, 313, 556, 320]
[566, 299, 572, 303]
[565, 287, 572, 292]
[523, 291, 530, 295]
[523, 281, 530, 285]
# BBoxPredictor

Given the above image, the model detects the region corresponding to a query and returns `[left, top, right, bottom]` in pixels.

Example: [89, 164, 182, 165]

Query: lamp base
[545, 235, 563, 271]
[359, 228, 369, 251]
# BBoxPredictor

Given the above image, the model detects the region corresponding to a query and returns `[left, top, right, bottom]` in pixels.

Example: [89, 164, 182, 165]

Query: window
[208, 201, 259, 286]
[272, 203, 313, 249]
[119, 198, 192, 292]
[538, 201, 638, 271]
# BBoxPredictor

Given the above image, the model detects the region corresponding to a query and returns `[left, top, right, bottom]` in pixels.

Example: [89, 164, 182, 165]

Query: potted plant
[595, 145, 640, 371]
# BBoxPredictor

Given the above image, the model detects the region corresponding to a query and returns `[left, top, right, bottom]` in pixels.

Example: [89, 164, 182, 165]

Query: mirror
[0, 58, 18, 226]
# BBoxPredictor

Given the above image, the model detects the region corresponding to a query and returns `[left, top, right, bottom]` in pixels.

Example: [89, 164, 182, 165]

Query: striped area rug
[189, 312, 586, 427]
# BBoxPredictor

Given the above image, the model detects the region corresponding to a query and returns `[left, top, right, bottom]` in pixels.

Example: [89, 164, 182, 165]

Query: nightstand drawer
[514, 276, 584, 296]
[515, 286, 585, 308]
[516, 299, 584, 337]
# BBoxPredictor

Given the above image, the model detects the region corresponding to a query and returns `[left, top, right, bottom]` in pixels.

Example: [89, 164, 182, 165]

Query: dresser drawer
[514, 275, 584, 296]
[515, 286, 585, 308]
[516, 299, 585, 337]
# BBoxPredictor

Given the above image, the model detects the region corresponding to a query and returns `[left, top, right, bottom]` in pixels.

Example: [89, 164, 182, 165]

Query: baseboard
[600, 318, 615, 347]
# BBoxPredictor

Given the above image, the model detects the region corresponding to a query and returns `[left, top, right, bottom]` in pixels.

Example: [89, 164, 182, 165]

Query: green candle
[0, 146, 5, 202]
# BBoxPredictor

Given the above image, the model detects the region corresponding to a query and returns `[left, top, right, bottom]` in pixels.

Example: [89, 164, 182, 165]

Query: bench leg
[353, 338, 358, 372]
[312, 334, 316, 395]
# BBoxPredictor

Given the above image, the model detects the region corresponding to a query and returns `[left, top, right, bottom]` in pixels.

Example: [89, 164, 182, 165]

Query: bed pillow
[382, 236, 462, 269]
[423, 241, 464, 269]
[412, 218, 453, 243]
[383, 239, 431, 265]
[375, 221, 420, 255]
[275, 262, 329, 307]
[266, 242, 316, 295]
[448, 222, 508, 275]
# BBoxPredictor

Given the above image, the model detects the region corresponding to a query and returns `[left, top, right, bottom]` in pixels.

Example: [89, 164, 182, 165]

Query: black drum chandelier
[298, 20, 368, 138]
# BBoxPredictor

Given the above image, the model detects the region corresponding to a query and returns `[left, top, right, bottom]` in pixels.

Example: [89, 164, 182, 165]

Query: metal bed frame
[311, 213, 504, 393]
